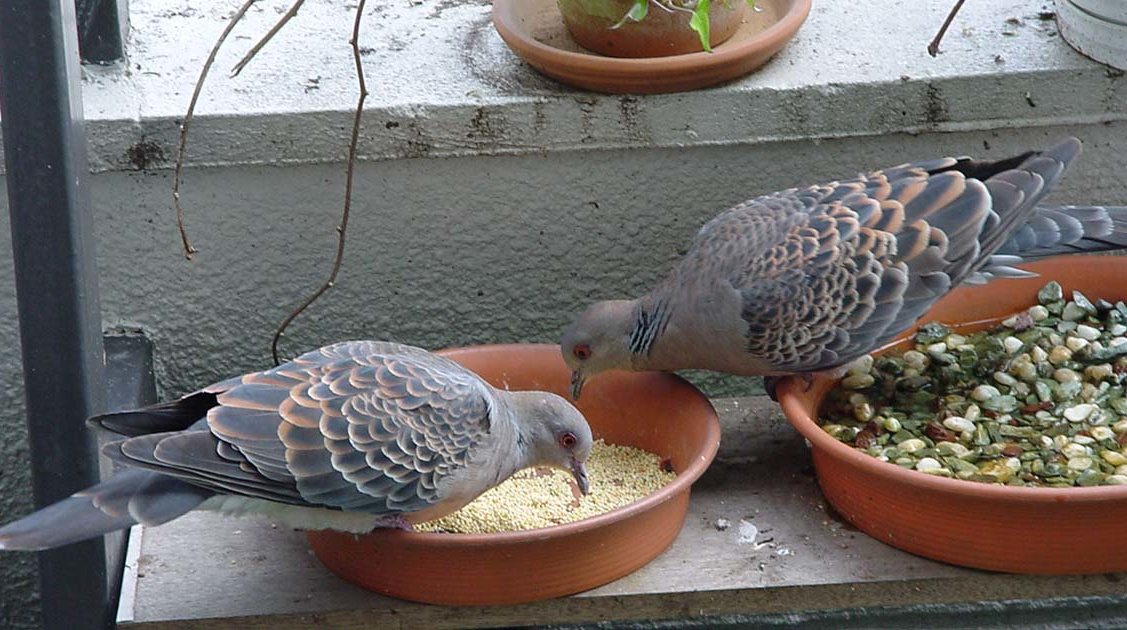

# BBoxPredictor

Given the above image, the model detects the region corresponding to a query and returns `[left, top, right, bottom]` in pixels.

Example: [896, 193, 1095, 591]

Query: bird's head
[560, 299, 637, 400]
[511, 392, 594, 495]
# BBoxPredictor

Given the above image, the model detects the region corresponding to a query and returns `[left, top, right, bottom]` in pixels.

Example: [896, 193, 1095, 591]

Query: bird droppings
[415, 440, 675, 533]
[715, 518, 731, 531]
[737, 520, 759, 544]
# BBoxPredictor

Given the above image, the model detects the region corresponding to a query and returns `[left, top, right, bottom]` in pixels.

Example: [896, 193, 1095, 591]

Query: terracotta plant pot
[778, 255, 1127, 574]
[492, 0, 812, 94]
[556, 0, 747, 58]
[306, 344, 721, 605]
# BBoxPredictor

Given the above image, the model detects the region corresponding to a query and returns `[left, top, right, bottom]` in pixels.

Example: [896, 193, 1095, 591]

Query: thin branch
[230, 0, 307, 77]
[271, 0, 369, 365]
[927, 0, 967, 57]
[173, 0, 258, 260]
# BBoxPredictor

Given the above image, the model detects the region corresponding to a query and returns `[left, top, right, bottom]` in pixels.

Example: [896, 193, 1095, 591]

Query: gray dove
[562, 137, 1127, 399]
[0, 340, 592, 550]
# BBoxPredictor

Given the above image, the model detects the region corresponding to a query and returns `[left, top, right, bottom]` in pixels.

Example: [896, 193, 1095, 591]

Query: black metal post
[75, 0, 125, 63]
[0, 0, 111, 628]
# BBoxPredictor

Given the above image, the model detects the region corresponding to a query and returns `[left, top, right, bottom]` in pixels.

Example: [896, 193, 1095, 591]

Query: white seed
[965, 404, 981, 422]
[915, 457, 943, 472]
[1113, 418, 1127, 433]
[1106, 475, 1127, 485]
[899, 438, 926, 453]
[926, 342, 948, 357]
[1016, 362, 1039, 382]
[1039, 435, 1054, 449]
[1048, 346, 1073, 365]
[993, 371, 1018, 387]
[945, 333, 967, 347]
[881, 416, 902, 433]
[1101, 450, 1127, 466]
[1027, 305, 1050, 321]
[1076, 324, 1101, 341]
[1062, 302, 1088, 321]
[943, 416, 976, 433]
[842, 374, 875, 390]
[1035, 410, 1054, 421]
[1112, 337, 1127, 348]
[903, 350, 928, 370]
[1031, 346, 1049, 363]
[1054, 368, 1082, 384]
[1054, 435, 1072, 450]
[846, 355, 874, 376]
[936, 441, 972, 458]
[1065, 336, 1089, 352]
[1003, 336, 1024, 354]
[1073, 435, 1096, 445]
[1064, 404, 1097, 423]
[1050, 333, 1064, 347]
[1091, 340, 1105, 352]
[1004, 457, 1022, 472]
[1084, 364, 1114, 381]
[971, 384, 1001, 401]
[853, 402, 874, 422]
[1002, 315, 1020, 328]
[1067, 456, 1095, 471]
[1091, 426, 1116, 441]
[1062, 442, 1090, 459]
[1112, 324, 1127, 336]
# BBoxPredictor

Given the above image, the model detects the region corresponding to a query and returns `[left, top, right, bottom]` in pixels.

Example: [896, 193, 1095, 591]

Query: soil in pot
[556, 0, 748, 57]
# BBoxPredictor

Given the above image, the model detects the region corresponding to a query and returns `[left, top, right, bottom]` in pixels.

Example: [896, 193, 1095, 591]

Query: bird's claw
[763, 374, 813, 403]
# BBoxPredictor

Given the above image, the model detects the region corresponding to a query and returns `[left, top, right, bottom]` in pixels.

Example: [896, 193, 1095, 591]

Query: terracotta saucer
[491, 0, 812, 94]
[779, 256, 1127, 574]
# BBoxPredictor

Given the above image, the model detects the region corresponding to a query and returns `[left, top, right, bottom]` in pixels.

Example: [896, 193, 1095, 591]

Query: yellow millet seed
[415, 440, 675, 534]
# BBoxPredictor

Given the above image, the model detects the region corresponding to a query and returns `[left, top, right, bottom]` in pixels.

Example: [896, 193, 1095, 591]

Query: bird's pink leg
[763, 373, 813, 402]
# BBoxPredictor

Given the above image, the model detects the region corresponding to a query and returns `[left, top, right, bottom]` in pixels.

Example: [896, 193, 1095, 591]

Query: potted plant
[556, 0, 754, 57]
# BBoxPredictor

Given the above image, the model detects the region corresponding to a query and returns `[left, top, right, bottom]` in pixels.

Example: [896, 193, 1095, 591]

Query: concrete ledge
[3, 0, 1125, 172]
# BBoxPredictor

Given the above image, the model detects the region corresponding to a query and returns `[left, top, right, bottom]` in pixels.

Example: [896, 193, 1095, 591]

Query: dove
[0, 340, 592, 550]
[562, 137, 1127, 399]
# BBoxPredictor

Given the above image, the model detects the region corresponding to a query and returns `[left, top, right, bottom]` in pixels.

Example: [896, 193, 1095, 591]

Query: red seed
[924, 422, 958, 443]
[855, 430, 878, 449]
[1001, 444, 1023, 457]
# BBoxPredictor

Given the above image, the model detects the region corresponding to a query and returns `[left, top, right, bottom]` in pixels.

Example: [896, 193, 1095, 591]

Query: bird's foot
[763, 374, 813, 403]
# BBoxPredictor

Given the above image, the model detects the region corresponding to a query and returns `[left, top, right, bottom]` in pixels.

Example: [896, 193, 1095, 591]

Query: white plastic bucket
[1056, 0, 1127, 70]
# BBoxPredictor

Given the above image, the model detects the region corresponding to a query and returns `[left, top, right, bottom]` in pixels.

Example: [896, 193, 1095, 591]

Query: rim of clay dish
[491, 0, 813, 73]
[780, 255, 1127, 504]
[375, 343, 722, 547]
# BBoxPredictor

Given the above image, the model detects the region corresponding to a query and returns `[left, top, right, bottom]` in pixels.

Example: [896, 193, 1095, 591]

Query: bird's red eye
[560, 432, 577, 448]
[573, 344, 591, 361]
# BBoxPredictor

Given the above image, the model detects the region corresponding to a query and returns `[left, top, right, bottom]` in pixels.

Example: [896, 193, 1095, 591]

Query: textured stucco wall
[3, 125, 1127, 627]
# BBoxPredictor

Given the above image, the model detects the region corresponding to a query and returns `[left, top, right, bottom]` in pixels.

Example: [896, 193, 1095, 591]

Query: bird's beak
[569, 370, 586, 400]
[570, 458, 590, 495]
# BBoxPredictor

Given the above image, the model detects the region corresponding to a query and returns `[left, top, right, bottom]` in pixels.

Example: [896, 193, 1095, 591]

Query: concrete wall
[2, 122, 1127, 626]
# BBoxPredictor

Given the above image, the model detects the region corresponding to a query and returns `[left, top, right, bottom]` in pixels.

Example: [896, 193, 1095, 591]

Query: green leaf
[610, 0, 649, 29]
[689, 0, 712, 52]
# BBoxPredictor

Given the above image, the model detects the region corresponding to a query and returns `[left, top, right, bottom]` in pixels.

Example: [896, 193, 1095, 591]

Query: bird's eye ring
[560, 432, 577, 448]
[573, 344, 591, 361]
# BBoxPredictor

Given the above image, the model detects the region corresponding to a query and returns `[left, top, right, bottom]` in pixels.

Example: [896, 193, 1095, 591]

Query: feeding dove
[0, 340, 592, 550]
[562, 137, 1127, 399]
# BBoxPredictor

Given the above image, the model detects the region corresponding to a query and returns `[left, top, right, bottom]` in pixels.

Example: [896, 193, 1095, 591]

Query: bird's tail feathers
[87, 391, 217, 437]
[0, 471, 211, 551]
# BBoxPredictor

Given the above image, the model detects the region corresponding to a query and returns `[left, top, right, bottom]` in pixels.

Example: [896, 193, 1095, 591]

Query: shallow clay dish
[491, 0, 812, 94]
[778, 255, 1127, 574]
[307, 344, 721, 605]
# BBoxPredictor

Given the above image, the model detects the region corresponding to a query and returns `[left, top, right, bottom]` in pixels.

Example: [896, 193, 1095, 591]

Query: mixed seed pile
[820, 281, 1127, 487]
[416, 440, 676, 533]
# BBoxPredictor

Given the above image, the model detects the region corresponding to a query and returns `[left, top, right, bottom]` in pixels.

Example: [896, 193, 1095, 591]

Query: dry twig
[927, 0, 967, 57]
[230, 0, 307, 76]
[173, 0, 258, 259]
[270, 0, 369, 365]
